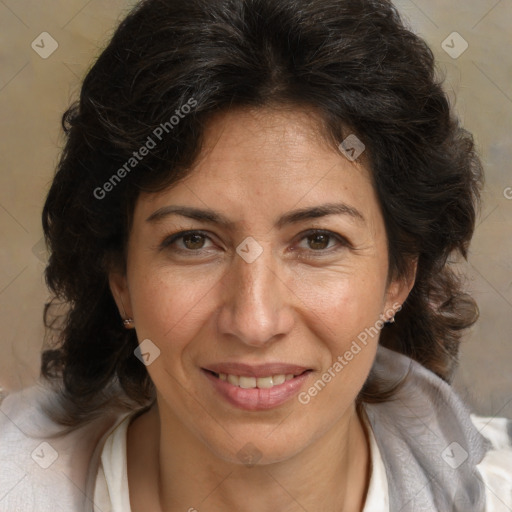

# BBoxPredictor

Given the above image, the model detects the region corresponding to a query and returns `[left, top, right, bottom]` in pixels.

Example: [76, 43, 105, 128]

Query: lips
[201, 362, 313, 410]
[203, 362, 311, 378]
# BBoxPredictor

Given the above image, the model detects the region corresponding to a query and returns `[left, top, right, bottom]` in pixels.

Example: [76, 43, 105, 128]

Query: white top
[93, 412, 512, 512]
[2, 346, 511, 512]
[93, 413, 133, 512]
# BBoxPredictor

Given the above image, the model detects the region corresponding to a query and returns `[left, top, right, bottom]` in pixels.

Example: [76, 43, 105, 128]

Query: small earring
[123, 318, 135, 329]
[387, 316, 396, 324]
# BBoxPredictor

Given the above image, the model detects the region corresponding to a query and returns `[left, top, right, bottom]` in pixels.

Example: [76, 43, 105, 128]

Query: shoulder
[365, 346, 510, 511]
[0, 383, 128, 511]
[470, 414, 512, 510]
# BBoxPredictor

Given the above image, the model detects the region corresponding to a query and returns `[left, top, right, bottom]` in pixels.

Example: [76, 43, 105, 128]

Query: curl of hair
[40, 0, 483, 429]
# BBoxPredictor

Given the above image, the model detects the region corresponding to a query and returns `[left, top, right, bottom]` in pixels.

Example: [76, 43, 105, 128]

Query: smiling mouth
[204, 369, 311, 389]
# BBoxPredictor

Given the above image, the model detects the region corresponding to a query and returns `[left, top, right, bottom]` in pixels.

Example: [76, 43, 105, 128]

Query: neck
[127, 401, 371, 512]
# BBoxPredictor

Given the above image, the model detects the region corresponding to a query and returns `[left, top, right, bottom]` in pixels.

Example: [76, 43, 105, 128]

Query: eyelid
[292, 229, 354, 256]
[159, 228, 352, 254]
[158, 229, 214, 251]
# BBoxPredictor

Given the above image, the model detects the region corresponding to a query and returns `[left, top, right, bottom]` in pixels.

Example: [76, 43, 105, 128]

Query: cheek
[288, 264, 388, 339]
[286, 266, 388, 402]
[130, 267, 211, 336]
[130, 258, 388, 348]
[294, 274, 383, 411]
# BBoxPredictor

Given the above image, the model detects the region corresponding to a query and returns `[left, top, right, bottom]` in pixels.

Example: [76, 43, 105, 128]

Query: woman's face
[110, 105, 413, 464]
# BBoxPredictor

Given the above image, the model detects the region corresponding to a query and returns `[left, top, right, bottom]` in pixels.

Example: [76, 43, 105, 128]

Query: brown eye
[181, 233, 206, 250]
[159, 230, 215, 253]
[306, 233, 331, 250]
[295, 229, 351, 256]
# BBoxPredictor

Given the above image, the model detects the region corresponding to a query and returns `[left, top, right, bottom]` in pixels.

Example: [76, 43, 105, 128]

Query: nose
[217, 244, 295, 348]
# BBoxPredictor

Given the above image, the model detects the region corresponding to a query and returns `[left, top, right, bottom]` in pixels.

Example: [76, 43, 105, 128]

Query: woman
[0, 0, 510, 510]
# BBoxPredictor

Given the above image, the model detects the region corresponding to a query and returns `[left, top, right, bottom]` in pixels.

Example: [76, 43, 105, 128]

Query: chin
[203, 427, 312, 467]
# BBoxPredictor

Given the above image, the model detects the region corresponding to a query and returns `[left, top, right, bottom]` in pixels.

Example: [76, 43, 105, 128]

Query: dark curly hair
[40, 0, 483, 428]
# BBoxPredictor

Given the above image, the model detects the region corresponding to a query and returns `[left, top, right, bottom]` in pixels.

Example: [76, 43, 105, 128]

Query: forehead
[193, 105, 368, 178]
[134, 105, 380, 228]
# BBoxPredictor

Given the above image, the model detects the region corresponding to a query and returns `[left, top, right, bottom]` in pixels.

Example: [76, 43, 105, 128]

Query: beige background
[0, 0, 511, 418]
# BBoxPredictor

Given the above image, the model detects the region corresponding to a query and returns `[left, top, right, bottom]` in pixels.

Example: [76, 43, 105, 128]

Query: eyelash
[159, 229, 351, 257]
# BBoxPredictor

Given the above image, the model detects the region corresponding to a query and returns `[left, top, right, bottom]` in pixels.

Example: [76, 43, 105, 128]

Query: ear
[109, 270, 133, 321]
[383, 257, 418, 321]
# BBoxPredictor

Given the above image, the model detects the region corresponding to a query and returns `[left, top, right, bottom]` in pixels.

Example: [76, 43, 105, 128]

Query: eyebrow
[145, 202, 365, 228]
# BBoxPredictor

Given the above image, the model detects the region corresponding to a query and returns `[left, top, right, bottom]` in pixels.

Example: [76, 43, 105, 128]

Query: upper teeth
[218, 373, 296, 388]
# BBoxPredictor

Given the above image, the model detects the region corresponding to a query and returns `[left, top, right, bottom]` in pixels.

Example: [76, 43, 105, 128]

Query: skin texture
[110, 105, 416, 512]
